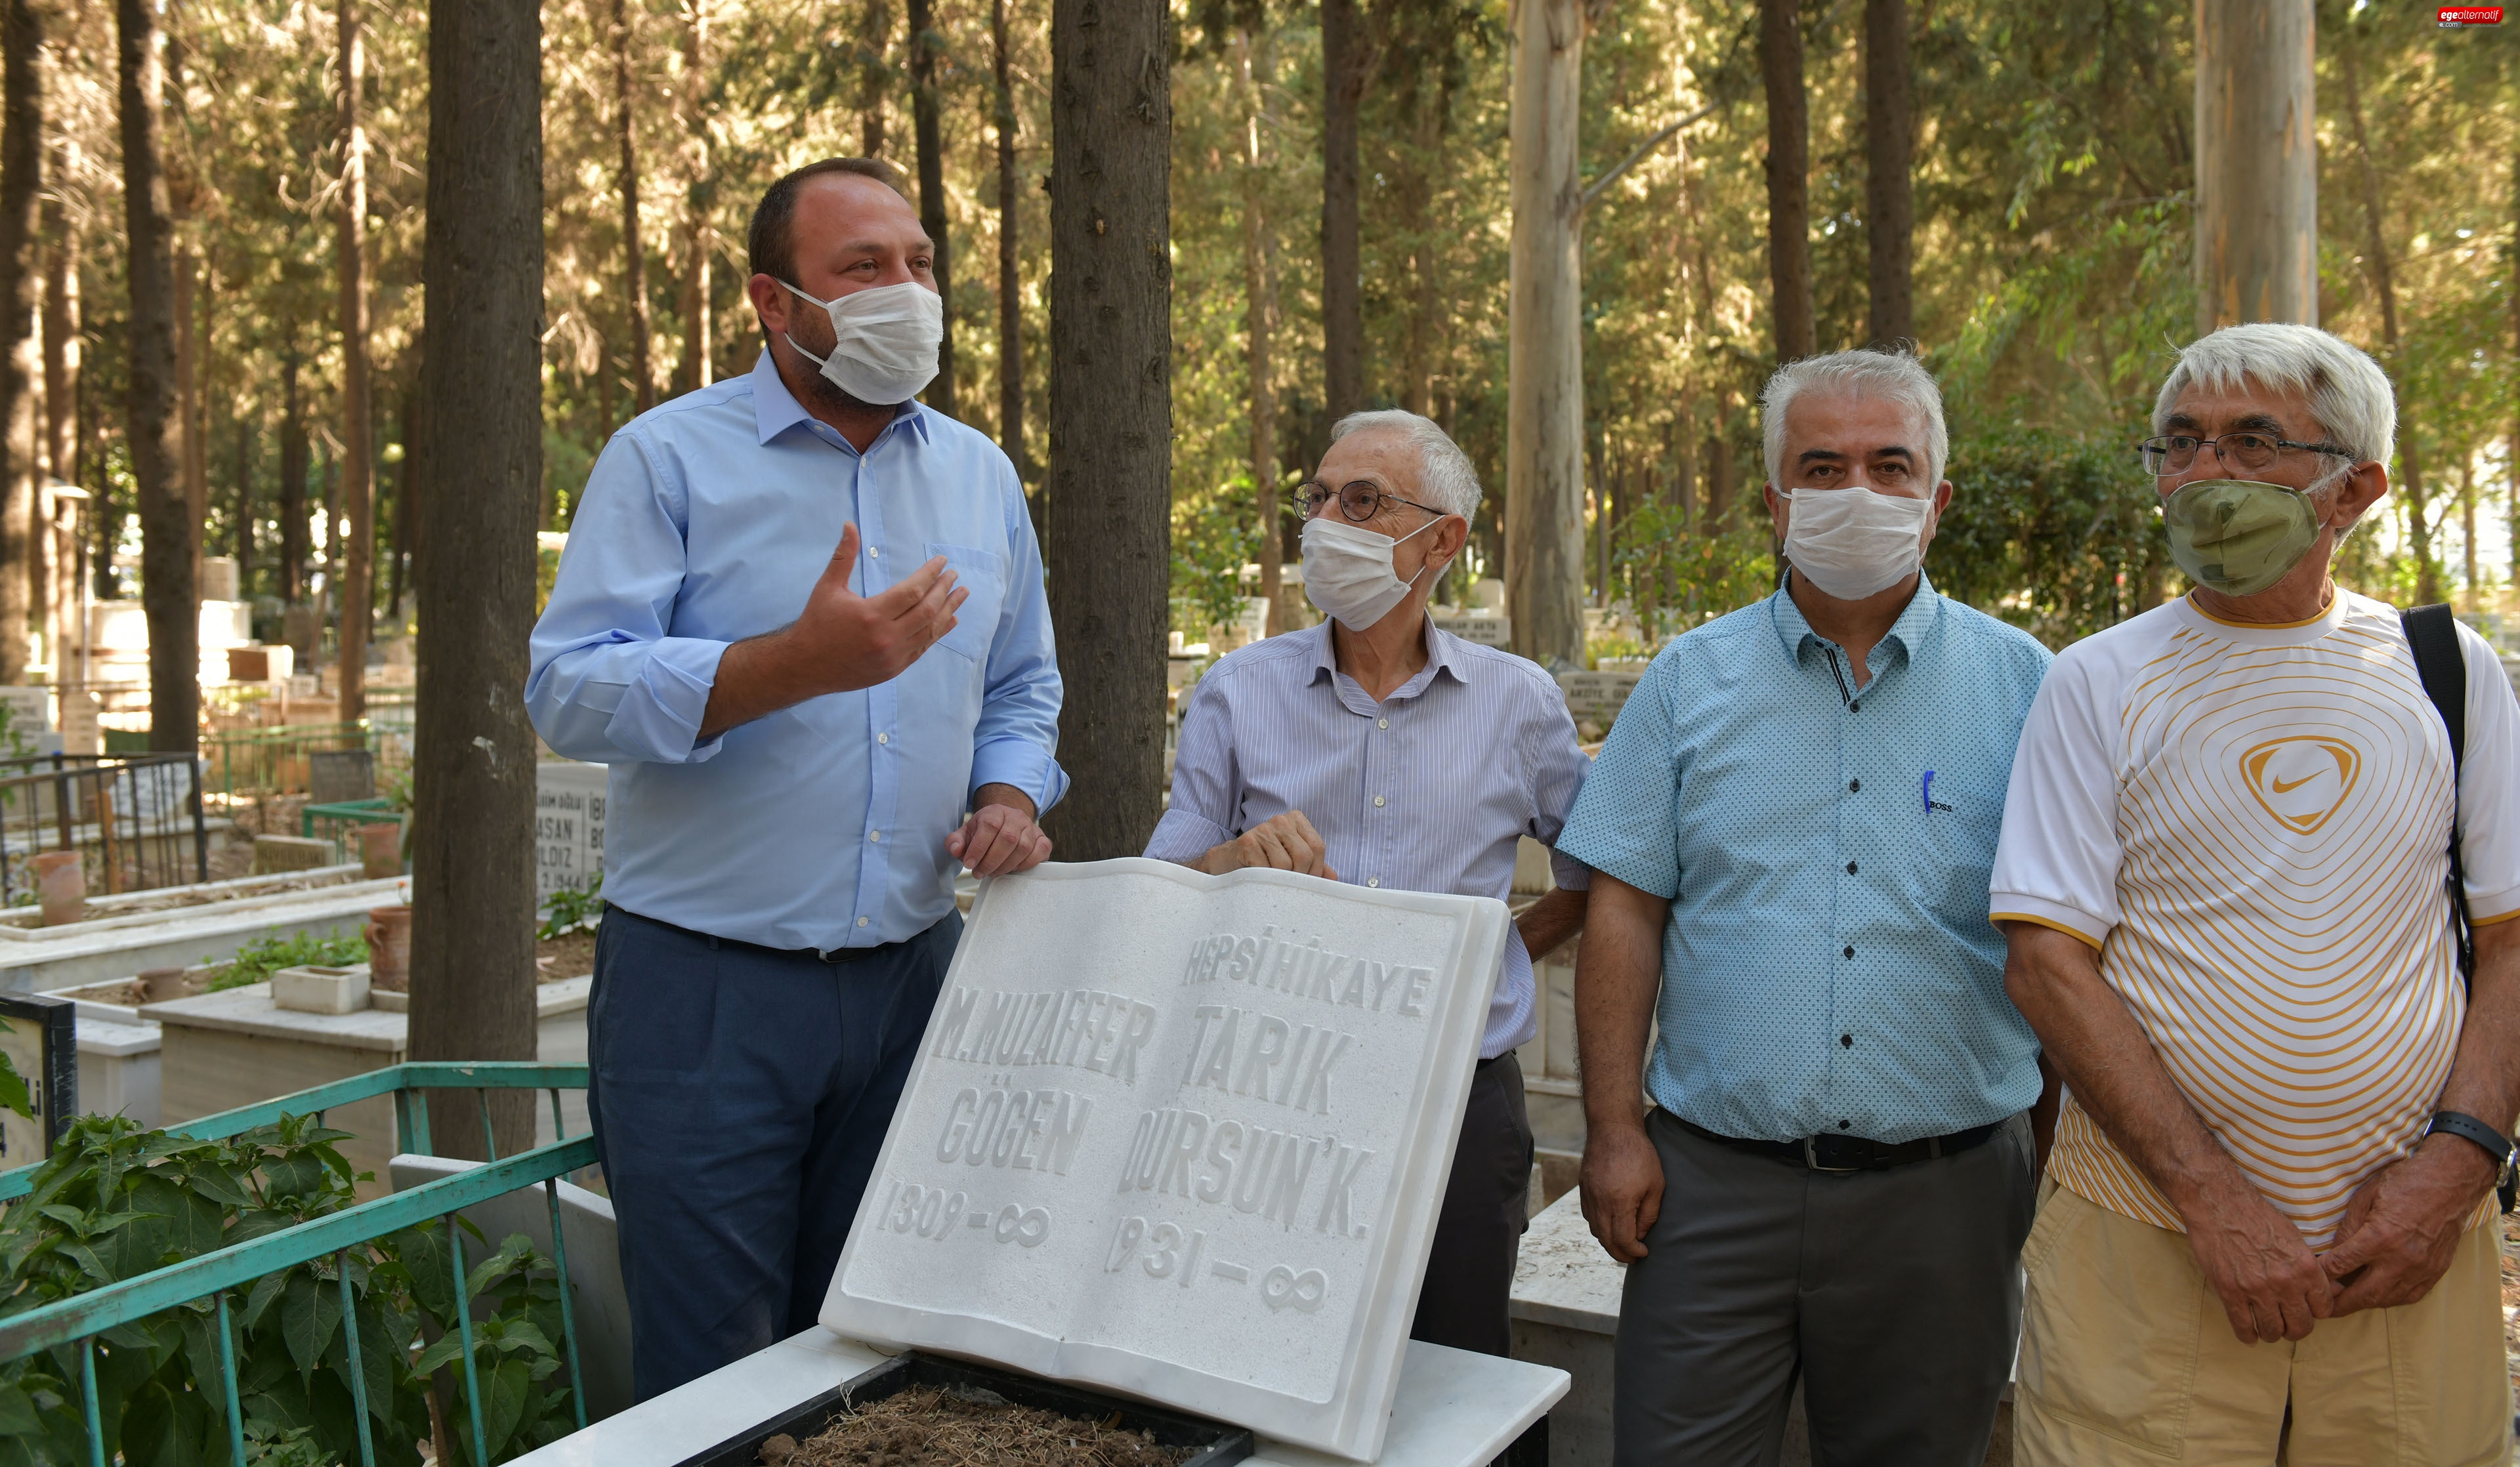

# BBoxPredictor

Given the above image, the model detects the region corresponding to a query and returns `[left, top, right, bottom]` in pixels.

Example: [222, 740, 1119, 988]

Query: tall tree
[612, 0, 652, 415]
[1319, 0, 1367, 419]
[0, 0, 39, 684]
[38, 191, 72, 669]
[413, 0, 542, 1156]
[992, 0, 1024, 478]
[906, 0, 954, 416]
[336, 0, 375, 720]
[858, 0, 889, 159]
[1505, 0, 1584, 667]
[1236, 24, 1280, 636]
[1045, 0, 1169, 858]
[2337, 33, 2431, 602]
[673, 0, 710, 394]
[1862, 0, 1911, 346]
[1757, 0, 1813, 361]
[119, 0, 193, 751]
[174, 249, 201, 589]
[280, 351, 307, 604]
[2193, 0, 2315, 331]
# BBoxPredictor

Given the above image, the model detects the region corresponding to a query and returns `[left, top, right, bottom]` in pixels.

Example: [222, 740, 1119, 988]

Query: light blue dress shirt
[1144, 621, 1591, 1058]
[526, 351, 1066, 952]
[1555, 575, 2051, 1143]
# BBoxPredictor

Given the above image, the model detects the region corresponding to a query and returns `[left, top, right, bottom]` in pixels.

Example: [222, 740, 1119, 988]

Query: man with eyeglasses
[1560, 348, 2053, 1465]
[1143, 408, 1591, 1359]
[1992, 321, 2520, 1464]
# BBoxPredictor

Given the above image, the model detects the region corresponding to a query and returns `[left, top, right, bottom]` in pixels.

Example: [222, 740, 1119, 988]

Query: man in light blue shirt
[1559, 350, 2053, 1466]
[528, 157, 1063, 1399]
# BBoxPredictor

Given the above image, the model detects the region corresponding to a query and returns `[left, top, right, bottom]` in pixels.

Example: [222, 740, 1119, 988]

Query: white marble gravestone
[534, 760, 608, 901]
[821, 857, 1510, 1461]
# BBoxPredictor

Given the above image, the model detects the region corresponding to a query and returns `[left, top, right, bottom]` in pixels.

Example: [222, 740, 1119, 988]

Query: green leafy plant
[536, 874, 604, 941]
[0, 1113, 574, 1465]
[207, 929, 372, 993]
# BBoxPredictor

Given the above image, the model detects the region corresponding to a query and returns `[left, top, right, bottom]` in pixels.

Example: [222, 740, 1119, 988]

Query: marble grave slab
[821, 856, 1510, 1461]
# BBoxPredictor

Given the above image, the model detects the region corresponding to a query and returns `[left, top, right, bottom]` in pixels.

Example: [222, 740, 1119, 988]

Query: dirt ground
[768, 1385, 1195, 1467]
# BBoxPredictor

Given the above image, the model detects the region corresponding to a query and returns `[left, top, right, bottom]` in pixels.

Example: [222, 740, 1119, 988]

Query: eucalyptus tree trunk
[413, 0, 542, 1158]
[1504, 0, 1585, 669]
[280, 353, 307, 605]
[0, 0, 39, 684]
[907, 0, 954, 417]
[1758, 0, 1814, 362]
[119, 0, 193, 751]
[612, 0, 652, 415]
[992, 0, 1024, 482]
[38, 194, 72, 668]
[176, 251, 205, 596]
[2193, 0, 2315, 332]
[1862, 0, 1912, 347]
[1236, 26, 1280, 638]
[1045, 0, 1168, 859]
[674, 0, 709, 394]
[335, 0, 373, 719]
[859, 0, 889, 159]
[1319, 0, 1367, 420]
[2338, 32, 2431, 602]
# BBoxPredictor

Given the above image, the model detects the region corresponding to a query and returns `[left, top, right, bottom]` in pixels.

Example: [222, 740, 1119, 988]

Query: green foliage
[209, 930, 371, 994]
[1931, 428, 2160, 648]
[537, 874, 605, 942]
[1614, 508, 1781, 642]
[0, 1113, 574, 1466]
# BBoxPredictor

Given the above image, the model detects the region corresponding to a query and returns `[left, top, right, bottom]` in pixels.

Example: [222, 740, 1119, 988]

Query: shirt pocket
[923, 542, 1008, 665]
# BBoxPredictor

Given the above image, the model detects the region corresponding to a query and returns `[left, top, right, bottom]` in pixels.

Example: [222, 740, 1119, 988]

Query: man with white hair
[1561, 348, 2053, 1464]
[1994, 321, 2520, 1463]
[1144, 408, 1591, 1358]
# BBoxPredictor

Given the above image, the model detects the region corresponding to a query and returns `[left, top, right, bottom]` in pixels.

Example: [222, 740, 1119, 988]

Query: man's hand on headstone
[792, 522, 968, 694]
[1198, 812, 1338, 880]
[950, 787, 1052, 877]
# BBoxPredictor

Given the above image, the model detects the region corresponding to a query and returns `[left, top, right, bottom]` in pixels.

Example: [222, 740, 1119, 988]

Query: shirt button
[1843, 945, 1855, 959]
[857, 917, 870, 928]
[869, 830, 882, 842]
[1848, 779, 1860, 793]
[1841, 1033, 1853, 1048]
[1377, 718, 1389, 730]
[1849, 700, 1860, 713]
[868, 547, 881, 558]
[1366, 878, 1380, 888]
[1845, 861, 1857, 875]
[877, 732, 890, 745]
[1838, 1120, 1852, 1130]
[1374, 795, 1386, 808]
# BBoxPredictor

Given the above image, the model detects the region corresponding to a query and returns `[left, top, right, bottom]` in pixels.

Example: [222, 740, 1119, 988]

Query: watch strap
[2427, 1112, 2517, 1214]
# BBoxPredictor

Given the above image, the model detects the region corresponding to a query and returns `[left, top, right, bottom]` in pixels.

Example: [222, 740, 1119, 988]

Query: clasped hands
[2185, 1134, 2492, 1344]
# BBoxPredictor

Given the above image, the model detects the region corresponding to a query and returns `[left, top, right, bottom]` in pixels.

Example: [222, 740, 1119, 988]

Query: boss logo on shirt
[2240, 734, 2362, 835]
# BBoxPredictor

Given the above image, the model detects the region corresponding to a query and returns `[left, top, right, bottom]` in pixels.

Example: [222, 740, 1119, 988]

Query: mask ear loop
[776, 280, 839, 371]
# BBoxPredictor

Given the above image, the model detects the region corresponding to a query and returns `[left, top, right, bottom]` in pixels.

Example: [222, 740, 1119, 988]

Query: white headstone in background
[1429, 611, 1511, 648]
[0, 686, 50, 735]
[535, 760, 608, 901]
[822, 857, 1508, 1461]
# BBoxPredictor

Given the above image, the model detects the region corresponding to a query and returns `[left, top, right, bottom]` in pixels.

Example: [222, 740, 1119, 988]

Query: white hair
[2151, 322, 2397, 467]
[1760, 348, 1950, 490]
[1328, 409, 1483, 520]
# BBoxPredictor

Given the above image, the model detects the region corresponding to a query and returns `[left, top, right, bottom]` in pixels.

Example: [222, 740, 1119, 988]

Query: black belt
[613, 906, 927, 966]
[1673, 1113, 2002, 1172]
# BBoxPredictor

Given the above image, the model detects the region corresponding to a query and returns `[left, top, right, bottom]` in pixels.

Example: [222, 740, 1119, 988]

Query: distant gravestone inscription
[0, 994, 73, 1168]
[822, 857, 1508, 1461]
[308, 749, 377, 805]
[535, 761, 608, 900]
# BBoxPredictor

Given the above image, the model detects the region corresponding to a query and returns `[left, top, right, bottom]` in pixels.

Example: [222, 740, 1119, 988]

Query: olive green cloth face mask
[2162, 478, 2323, 598]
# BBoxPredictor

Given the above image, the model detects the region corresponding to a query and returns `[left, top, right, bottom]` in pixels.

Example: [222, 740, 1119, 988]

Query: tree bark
[0, 0, 39, 685]
[175, 250, 203, 596]
[859, 0, 889, 159]
[2193, 0, 2315, 332]
[907, 0, 954, 417]
[1044, 0, 1168, 859]
[1862, 0, 1911, 347]
[1236, 26, 1280, 638]
[612, 0, 651, 416]
[2338, 32, 2429, 600]
[1758, 0, 1814, 362]
[336, 0, 373, 720]
[39, 192, 72, 671]
[413, 0, 542, 1157]
[280, 352, 306, 604]
[993, 0, 1026, 482]
[119, 0, 193, 751]
[673, 0, 709, 394]
[1319, 0, 1368, 419]
[231, 424, 251, 586]
[1505, 0, 1586, 669]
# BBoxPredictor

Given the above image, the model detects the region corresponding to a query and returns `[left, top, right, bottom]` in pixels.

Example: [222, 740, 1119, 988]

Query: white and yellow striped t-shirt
[1990, 590, 2520, 1247]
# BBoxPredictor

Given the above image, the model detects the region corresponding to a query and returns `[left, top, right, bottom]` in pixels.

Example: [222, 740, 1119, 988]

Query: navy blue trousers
[588, 905, 959, 1401]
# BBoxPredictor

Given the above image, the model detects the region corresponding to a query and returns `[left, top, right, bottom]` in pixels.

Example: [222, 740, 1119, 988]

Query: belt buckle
[1803, 1135, 1863, 1172]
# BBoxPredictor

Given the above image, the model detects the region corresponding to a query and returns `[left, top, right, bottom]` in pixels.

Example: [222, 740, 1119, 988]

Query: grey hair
[2151, 322, 2396, 467]
[1759, 348, 1950, 490]
[1329, 409, 1483, 520]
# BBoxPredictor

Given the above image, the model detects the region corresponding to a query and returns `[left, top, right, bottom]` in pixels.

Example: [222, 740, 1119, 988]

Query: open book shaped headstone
[822, 857, 1509, 1461]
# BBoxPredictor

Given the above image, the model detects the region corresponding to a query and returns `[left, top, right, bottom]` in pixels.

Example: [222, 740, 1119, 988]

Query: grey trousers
[1612, 1107, 2036, 1467]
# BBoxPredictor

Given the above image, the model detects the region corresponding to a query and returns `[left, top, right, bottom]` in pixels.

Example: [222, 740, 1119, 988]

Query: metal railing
[201, 722, 411, 823]
[0, 1062, 595, 1467]
[306, 796, 406, 864]
[0, 752, 209, 906]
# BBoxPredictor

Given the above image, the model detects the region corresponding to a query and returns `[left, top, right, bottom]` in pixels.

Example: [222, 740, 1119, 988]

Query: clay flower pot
[32, 850, 84, 928]
[366, 904, 413, 993]
[136, 966, 192, 1004]
[357, 822, 403, 880]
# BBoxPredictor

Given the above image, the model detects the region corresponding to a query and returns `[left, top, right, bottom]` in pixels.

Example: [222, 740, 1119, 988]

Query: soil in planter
[537, 929, 598, 980]
[765, 1384, 1198, 1467]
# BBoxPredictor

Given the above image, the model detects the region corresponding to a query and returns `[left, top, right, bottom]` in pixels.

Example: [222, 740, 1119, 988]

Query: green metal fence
[0, 1062, 595, 1466]
[201, 723, 413, 809]
[304, 797, 406, 866]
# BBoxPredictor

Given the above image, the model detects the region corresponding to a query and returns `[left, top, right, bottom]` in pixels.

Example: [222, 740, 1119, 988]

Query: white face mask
[1301, 514, 1441, 630]
[1782, 486, 1935, 600]
[777, 279, 942, 406]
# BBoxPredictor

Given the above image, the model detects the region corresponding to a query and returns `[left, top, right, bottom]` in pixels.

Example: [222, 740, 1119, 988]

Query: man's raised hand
[791, 523, 967, 694]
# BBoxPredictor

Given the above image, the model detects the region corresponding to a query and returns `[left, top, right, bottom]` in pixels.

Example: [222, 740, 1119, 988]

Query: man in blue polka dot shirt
[1557, 348, 2056, 1466]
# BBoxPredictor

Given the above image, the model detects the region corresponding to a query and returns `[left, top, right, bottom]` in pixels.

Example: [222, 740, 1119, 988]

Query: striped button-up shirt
[1145, 619, 1592, 1058]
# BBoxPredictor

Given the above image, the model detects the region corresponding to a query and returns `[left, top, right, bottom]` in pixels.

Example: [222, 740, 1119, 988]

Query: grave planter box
[0, 868, 405, 997]
[681, 1351, 1253, 1467]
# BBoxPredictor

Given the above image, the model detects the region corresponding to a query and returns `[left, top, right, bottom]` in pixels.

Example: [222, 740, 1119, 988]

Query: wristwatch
[2426, 1111, 2518, 1212]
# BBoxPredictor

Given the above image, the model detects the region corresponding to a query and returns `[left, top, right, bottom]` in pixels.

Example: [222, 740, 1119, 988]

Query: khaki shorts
[2013, 1180, 2510, 1466]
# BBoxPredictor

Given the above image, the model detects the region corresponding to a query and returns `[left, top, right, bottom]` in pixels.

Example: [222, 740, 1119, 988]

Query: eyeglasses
[1293, 479, 1449, 524]
[2135, 433, 2351, 476]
